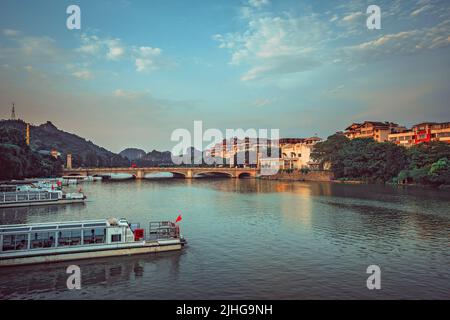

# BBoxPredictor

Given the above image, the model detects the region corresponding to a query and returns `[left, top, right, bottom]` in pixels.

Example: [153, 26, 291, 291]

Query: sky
[0, 0, 449, 153]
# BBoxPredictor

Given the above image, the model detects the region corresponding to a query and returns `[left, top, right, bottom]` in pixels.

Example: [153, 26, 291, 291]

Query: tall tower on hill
[10, 103, 16, 120]
[26, 124, 30, 146]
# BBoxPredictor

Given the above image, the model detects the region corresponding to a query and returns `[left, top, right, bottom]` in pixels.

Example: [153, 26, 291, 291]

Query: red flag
[175, 215, 182, 223]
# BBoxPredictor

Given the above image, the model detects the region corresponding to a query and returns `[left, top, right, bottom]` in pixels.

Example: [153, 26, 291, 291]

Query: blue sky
[0, 0, 449, 152]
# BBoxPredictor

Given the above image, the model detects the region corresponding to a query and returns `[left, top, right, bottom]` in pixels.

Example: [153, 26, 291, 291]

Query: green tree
[312, 135, 408, 183]
[311, 134, 350, 173]
[427, 158, 450, 185]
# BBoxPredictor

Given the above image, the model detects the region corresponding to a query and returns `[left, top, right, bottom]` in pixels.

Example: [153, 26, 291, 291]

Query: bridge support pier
[185, 169, 193, 179]
[136, 170, 145, 179]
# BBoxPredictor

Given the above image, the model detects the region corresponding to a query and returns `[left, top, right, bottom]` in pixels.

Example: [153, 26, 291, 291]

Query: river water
[0, 179, 449, 299]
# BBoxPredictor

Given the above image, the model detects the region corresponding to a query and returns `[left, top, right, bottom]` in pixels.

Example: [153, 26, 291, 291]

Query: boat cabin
[0, 218, 180, 253]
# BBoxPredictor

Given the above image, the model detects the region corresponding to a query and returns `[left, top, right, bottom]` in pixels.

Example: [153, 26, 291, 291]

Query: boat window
[83, 228, 106, 244]
[59, 224, 82, 229]
[0, 186, 16, 192]
[84, 223, 107, 228]
[17, 194, 29, 201]
[32, 225, 57, 231]
[111, 234, 122, 243]
[1, 227, 30, 233]
[40, 192, 50, 200]
[4, 194, 17, 202]
[2, 234, 29, 251]
[31, 232, 56, 249]
[28, 193, 39, 200]
[58, 230, 82, 247]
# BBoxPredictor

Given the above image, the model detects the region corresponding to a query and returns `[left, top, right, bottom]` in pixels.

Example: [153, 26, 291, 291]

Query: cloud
[76, 34, 170, 72]
[134, 46, 162, 72]
[251, 97, 276, 108]
[73, 70, 93, 79]
[248, 0, 270, 8]
[411, 4, 433, 17]
[342, 12, 363, 22]
[114, 89, 149, 99]
[214, 12, 326, 82]
[343, 19, 450, 62]
[77, 34, 102, 54]
[2, 29, 20, 37]
[106, 39, 125, 60]
[327, 84, 345, 94]
[77, 35, 125, 60]
[241, 56, 321, 81]
[133, 46, 175, 73]
[1, 35, 67, 64]
[329, 15, 338, 22]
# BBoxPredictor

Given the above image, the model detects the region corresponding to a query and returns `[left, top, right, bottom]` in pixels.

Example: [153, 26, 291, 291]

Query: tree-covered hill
[0, 119, 128, 168]
[0, 126, 62, 180]
[311, 134, 450, 186]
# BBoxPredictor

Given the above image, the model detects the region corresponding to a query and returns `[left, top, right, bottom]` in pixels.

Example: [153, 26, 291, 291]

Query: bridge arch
[194, 171, 234, 178]
[143, 171, 187, 179]
[238, 172, 253, 179]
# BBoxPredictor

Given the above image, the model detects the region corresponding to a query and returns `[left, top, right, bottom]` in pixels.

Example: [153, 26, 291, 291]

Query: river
[0, 179, 449, 299]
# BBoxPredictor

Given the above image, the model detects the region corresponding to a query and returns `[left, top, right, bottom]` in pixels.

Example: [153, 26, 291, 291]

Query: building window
[2, 234, 28, 251]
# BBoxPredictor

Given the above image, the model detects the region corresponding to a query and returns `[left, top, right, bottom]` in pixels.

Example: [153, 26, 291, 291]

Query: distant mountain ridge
[119, 148, 146, 161]
[119, 148, 174, 166]
[0, 119, 128, 167]
[1, 119, 211, 168]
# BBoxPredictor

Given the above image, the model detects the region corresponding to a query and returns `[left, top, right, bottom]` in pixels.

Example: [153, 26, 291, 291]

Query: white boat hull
[0, 240, 182, 267]
[0, 198, 85, 208]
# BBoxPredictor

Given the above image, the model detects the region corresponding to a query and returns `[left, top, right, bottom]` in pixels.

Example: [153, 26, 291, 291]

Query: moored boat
[0, 218, 186, 267]
[0, 185, 86, 208]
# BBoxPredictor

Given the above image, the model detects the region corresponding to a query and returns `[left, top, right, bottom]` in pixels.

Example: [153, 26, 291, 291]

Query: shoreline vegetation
[309, 134, 450, 188]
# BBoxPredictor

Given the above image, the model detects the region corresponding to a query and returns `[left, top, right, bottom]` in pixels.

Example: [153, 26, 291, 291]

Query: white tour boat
[0, 184, 86, 208]
[0, 218, 186, 267]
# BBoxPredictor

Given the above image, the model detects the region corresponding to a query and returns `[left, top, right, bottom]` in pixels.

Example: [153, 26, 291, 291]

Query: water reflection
[0, 251, 183, 299]
[0, 203, 86, 225]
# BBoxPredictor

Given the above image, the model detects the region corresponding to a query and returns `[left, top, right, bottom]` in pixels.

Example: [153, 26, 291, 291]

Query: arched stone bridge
[62, 167, 258, 179]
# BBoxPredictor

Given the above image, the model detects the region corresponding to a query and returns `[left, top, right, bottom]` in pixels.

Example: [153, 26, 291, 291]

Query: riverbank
[259, 170, 334, 182]
[258, 171, 450, 189]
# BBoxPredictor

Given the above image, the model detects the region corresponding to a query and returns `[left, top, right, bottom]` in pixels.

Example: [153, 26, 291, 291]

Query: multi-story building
[206, 137, 271, 167]
[389, 122, 450, 147]
[259, 137, 322, 170]
[344, 121, 404, 142]
[206, 136, 322, 170]
[278, 137, 322, 170]
[388, 130, 415, 147]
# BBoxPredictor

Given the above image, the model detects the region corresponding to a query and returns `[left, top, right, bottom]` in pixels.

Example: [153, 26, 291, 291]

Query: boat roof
[0, 219, 111, 234]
